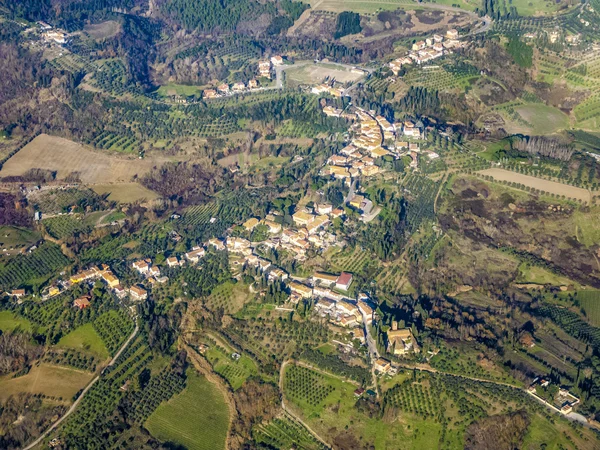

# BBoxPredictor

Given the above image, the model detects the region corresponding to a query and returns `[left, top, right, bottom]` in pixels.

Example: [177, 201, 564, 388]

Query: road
[22, 320, 139, 450]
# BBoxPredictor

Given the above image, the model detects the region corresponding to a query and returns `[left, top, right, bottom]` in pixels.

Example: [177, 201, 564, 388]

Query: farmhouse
[258, 60, 271, 78]
[73, 295, 91, 309]
[232, 82, 246, 91]
[271, 55, 284, 66]
[129, 285, 148, 301]
[10, 289, 26, 298]
[336, 272, 353, 291]
[132, 259, 151, 274]
[203, 89, 218, 99]
[185, 246, 205, 263]
[374, 357, 392, 374]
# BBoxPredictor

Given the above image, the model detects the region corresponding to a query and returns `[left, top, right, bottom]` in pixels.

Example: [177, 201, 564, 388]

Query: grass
[310, 0, 478, 13]
[574, 209, 600, 247]
[0, 310, 32, 332]
[576, 290, 600, 326]
[155, 83, 206, 98]
[516, 263, 574, 286]
[0, 226, 40, 254]
[205, 345, 257, 390]
[0, 363, 94, 402]
[57, 323, 110, 359]
[514, 104, 569, 134]
[91, 182, 160, 203]
[145, 370, 229, 450]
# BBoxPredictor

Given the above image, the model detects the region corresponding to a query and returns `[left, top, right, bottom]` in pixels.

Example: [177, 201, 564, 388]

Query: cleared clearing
[91, 182, 160, 203]
[0, 134, 160, 184]
[56, 323, 110, 359]
[478, 168, 591, 202]
[83, 20, 122, 40]
[0, 363, 94, 402]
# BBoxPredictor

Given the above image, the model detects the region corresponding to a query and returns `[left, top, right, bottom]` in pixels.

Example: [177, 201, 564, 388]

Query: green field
[145, 371, 229, 450]
[310, 0, 478, 13]
[205, 344, 257, 390]
[576, 290, 600, 326]
[155, 83, 206, 98]
[501, 103, 570, 135]
[57, 323, 110, 359]
[0, 310, 32, 332]
[516, 263, 574, 286]
[0, 226, 40, 257]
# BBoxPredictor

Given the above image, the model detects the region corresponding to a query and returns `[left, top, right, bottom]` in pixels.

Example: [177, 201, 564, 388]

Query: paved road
[22, 321, 139, 450]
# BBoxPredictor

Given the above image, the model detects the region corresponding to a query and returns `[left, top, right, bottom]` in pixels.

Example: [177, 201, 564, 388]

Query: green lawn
[0, 311, 32, 332]
[57, 323, 110, 359]
[145, 371, 229, 450]
[205, 344, 257, 390]
[155, 83, 205, 98]
[513, 104, 569, 135]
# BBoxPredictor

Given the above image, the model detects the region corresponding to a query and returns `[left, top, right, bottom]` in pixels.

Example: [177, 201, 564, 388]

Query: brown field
[0, 134, 161, 184]
[285, 62, 365, 87]
[478, 168, 592, 203]
[0, 363, 94, 402]
[91, 182, 160, 203]
[83, 20, 122, 40]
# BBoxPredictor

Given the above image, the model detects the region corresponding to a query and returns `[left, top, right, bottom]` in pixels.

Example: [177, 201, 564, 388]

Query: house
[208, 238, 226, 251]
[446, 28, 459, 39]
[185, 246, 205, 263]
[337, 300, 361, 319]
[352, 327, 365, 344]
[433, 34, 444, 43]
[323, 106, 343, 117]
[313, 272, 339, 286]
[268, 267, 288, 281]
[313, 286, 344, 301]
[271, 55, 284, 66]
[102, 271, 120, 288]
[232, 82, 246, 91]
[336, 272, 353, 291]
[258, 60, 271, 78]
[243, 217, 260, 231]
[315, 297, 337, 312]
[218, 83, 230, 93]
[262, 219, 282, 234]
[292, 211, 315, 227]
[354, 387, 365, 397]
[129, 285, 148, 301]
[227, 237, 251, 251]
[316, 203, 333, 215]
[114, 285, 127, 298]
[329, 165, 350, 179]
[166, 256, 181, 268]
[339, 315, 359, 327]
[73, 295, 91, 309]
[387, 323, 419, 355]
[358, 300, 374, 324]
[258, 258, 272, 272]
[132, 259, 151, 274]
[48, 286, 60, 297]
[331, 208, 345, 219]
[374, 357, 392, 374]
[412, 40, 426, 50]
[203, 89, 218, 99]
[149, 266, 161, 277]
[248, 79, 259, 89]
[288, 280, 313, 298]
[348, 195, 365, 210]
[10, 289, 26, 298]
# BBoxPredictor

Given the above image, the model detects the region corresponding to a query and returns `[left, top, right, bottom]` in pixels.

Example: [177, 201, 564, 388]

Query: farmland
[0, 134, 162, 184]
[42, 215, 91, 240]
[0, 310, 32, 332]
[0, 226, 40, 261]
[0, 363, 94, 403]
[145, 370, 229, 450]
[90, 182, 160, 203]
[478, 168, 592, 202]
[205, 341, 258, 389]
[253, 413, 327, 450]
[57, 323, 110, 359]
[284, 62, 365, 87]
[574, 290, 600, 326]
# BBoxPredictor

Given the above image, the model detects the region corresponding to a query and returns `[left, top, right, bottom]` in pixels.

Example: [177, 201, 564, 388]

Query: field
[0, 134, 160, 184]
[156, 83, 206, 98]
[42, 215, 91, 240]
[309, 0, 479, 13]
[83, 20, 121, 40]
[284, 62, 365, 87]
[91, 182, 160, 203]
[512, 104, 570, 135]
[205, 341, 258, 390]
[516, 263, 574, 286]
[205, 281, 251, 314]
[145, 371, 229, 450]
[253, 413, 327, 450]
[0, 226, 40, 261]
[0, 310, 32, 332]
[574, 290, 600, 326]
[478, 168, 592, 202]
[0, 363, 94, 402]
[57, 323, 110, 359]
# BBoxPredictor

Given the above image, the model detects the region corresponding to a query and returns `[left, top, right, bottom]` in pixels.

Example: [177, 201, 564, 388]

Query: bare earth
[91, 182, 160, 203]
[478, 168, 591, 203]
[0, 134, 159, 184]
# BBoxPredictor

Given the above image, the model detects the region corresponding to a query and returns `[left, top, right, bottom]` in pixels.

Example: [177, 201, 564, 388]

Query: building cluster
[389, 29, 463, 74]
[311, 83, 345, 97]
[386, 321, 420, 356]
[202, 78, 260, 99]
